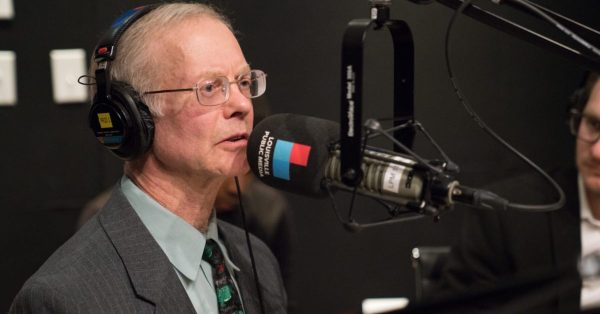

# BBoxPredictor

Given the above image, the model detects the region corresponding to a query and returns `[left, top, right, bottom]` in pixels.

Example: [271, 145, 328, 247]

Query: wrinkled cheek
[205, 150, 247, 177]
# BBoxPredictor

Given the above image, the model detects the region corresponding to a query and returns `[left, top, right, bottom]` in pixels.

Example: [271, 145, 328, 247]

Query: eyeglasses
[143, 69, 267, 106]
[569, 109, 600, 143]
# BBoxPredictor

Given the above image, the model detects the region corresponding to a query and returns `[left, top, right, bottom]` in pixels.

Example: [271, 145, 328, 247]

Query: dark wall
[1, 0, 598, 313]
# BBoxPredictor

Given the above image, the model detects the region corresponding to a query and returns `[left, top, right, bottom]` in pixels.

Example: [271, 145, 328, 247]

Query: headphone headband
[94, 5, 158, 63]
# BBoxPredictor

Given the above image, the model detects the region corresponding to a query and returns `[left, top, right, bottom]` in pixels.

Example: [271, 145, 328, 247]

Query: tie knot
[202, 239, 224, 266]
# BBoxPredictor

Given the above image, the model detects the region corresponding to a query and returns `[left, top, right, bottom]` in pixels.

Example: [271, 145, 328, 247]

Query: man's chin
[225, 163, 249, 178]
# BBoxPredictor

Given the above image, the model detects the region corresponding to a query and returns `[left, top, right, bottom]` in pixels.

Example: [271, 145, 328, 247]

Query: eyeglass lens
[196, 70, 266, 106]
[571, 112, 600, 143]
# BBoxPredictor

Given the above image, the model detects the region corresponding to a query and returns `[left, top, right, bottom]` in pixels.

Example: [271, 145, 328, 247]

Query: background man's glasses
[143, 69, 267, 106]
[569, 109, 600, 143]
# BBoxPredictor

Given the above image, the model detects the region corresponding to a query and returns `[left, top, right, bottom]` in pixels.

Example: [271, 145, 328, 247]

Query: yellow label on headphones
[97, 112, 114, 129]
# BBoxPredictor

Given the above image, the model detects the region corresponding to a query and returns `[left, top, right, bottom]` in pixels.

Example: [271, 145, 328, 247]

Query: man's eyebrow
[236, 64, 251, 75]
[195, 70, 223, 80]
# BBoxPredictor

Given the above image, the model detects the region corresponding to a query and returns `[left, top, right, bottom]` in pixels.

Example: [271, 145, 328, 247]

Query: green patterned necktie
[202, 239, 245, 314]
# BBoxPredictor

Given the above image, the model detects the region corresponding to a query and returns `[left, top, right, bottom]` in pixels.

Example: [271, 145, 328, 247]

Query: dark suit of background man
[438, 72, 600, 313]
[9, 3, 287, 313]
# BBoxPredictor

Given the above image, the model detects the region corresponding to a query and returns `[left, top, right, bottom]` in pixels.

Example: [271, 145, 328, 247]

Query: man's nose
[223, 83, 252, 118]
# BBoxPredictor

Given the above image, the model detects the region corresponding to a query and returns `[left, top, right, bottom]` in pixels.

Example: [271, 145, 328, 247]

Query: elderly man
[10, 3, 286, 313]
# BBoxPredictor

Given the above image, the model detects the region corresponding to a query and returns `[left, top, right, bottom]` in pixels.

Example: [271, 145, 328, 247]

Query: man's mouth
[224, 133, 248, 143]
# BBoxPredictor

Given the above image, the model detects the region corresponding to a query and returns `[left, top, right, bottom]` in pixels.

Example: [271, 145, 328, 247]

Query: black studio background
[1, 0, 598, 313]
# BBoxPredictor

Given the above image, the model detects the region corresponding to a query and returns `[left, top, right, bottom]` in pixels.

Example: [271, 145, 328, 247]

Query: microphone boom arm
[432, 0, 600, 71]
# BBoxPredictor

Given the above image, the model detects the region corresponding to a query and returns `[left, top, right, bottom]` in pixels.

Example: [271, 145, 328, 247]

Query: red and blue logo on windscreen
[273, 140, 311, 180]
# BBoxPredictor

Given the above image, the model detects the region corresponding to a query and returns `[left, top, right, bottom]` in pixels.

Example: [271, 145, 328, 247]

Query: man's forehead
[197, 65, 251, 78]
[156, 20, 247, 76]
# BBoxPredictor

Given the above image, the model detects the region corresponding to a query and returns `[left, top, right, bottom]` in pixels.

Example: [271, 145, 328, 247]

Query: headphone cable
[234, 176, 267, 314]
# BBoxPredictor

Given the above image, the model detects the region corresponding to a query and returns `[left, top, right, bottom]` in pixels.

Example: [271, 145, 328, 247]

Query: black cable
[524, 0, 600, 38]
[501, 0, 600, 59]
[444, 0, 565, 212]
[234, 176, 266, 314]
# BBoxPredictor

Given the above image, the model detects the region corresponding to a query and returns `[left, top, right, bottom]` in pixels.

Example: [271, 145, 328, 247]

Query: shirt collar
[120, 176, 240, 281]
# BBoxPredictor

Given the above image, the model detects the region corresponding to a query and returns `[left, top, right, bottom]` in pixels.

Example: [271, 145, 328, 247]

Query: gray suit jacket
[9, 188, 287, 313]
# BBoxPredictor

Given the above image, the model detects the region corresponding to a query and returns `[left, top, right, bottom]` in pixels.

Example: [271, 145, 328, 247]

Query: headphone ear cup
[137, 100, 155, 152]
[89, 82, 154, 160]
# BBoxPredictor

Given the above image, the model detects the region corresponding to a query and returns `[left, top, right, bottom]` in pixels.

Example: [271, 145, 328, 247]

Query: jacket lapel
[98, 188, 196, 313]
[548, 168, 582, 312]
[549, 168, 581, 270]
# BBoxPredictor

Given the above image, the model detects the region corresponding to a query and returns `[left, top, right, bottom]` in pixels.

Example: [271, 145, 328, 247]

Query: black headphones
[89, 5, 158, 160]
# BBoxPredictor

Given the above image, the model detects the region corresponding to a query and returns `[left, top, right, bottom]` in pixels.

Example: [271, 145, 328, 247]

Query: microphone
[246, 113, 509, 212]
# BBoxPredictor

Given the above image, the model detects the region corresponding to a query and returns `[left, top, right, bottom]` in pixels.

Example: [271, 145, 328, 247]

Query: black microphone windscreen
[247, 113, 339, 197]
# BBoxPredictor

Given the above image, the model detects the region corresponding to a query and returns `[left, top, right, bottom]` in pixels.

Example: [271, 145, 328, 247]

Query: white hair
[91, 2, 232, 116]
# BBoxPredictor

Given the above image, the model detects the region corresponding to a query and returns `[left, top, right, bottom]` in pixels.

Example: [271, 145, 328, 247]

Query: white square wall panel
[0, 51, 17, 106]
[50, 49, 89, 104]
[0, 0, 14, 20]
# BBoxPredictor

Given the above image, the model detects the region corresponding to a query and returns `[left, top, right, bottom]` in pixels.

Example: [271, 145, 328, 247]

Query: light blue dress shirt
[120, 176, 243, 313]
